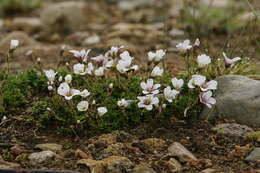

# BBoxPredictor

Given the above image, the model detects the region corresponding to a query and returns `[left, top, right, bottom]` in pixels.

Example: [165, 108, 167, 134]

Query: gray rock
[199, 0, 230, 8]
[118, 0, 155, 11]
[132, 165, 157, 173]
[201, 75, 260, 126]
[10, 17, 41, 34]
[167, 142, 197, 162]
[35, 143, 63, 153]
[245, 148, 260, 162]
[28, 150, 56, 165]
[40, 1, 87, 33]
[212, 123, 255, 138]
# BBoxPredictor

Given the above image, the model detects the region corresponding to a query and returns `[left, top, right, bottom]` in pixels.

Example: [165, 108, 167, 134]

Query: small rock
[131, 165, 157, 173]
[245, 148, 260, 162]
[0, 160, 20, 169]
[35, 143, 63, 153]
[167, 158, 182, 172]
[169, 29, 185, 37]
[75, 149, 92, 159]
[199, 0, 230, 8]
[118, 0, 155, 11]
[10, 17, 41, 34]
[83, 35, 101, 45]
[78, 156, 133, 173]
[201, 168, 218, 173]
[168, 142, 197, 162]
[141, 138, 166, 151]
[212, 123, 255, 138]
[10, 145, 27, 155]
[28, 150, 56, 165]
[65, 31, 90, 46]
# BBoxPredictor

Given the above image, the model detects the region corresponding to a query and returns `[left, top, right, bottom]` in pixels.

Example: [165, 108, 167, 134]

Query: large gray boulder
[201, 75, 260, 126]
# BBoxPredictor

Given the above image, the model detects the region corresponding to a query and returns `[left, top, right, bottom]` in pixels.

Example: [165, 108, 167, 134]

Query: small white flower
[92, 100, 96, 105]
[69, 49, 91, 62]
[36, 57, 41, 62]
[97, 107, 108, 116]
[171, 77, 184, 90]
[223, 52, 241, 65]
[200, 91, 216, 108]
[46, 107, 51, 111]
[151, 66, 164, 77]
[197, 54, 211, 68]
[120, 51, 133, 62]
[80, 89, 90, 98]
[2, 116, 7, 122]
[148, 49, 166, 62]
[44, 69, 57, 84]
[57, 82, 80, 100]
[137, 95, 159, 111]
[64, 74, 72, 83]
[77, 101, 89, 112]
[109, 83, 114, 89]
[10, 40, 19, 50]
[77, 120, 81, 124]
[176, 39, 192, 52]
[65, 62, 70, 66]
[163, 86, 179, 103]
[200, 80, 218, 92]
[105, 46, 124, 58]
[117, 99, 133, 108]
[162, 104, 167, 109]
[131, 65, 139, 71]
[86, 63, 94, 75]
[140, 79, 161, 95]
[48, 85, 53, 91]
[194, 38, 200, 46]
[116, 59, 132, 73]
[188, 75, 206, 89]
[73, 63, 87, 75]
[58, 76, 63, 82]
[94, 67, 105, 76]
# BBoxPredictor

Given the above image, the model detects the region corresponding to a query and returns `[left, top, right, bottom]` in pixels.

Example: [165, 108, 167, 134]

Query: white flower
[94, 67, 105, 76]
[73, 63, 87, 75]
[10, 40, 19, 50]
[200, 80, 218, 92]
[200, 91, 216, 108]
[163, 86, 179, 103]
[48, 85, 53, 91]
[131, 65, 139, 71]
[117, 99, 133, 108]
[171, 77, 184, 90]
[105, 46, 124, 58]
[148, 49, 166, 62]
[57, 82, 80, 100]
[80, 89, 90, 98]
[44, 69, 57, 84]
[137, 95, 159, 111]
[58, 76, 63, 82]
[109, 83, 113, 89]
[77, 101, 89, 112]
[120, 51, 133, 62]
[197, 54, 211, 68]
[86, 63, 94, 75]
[194, 38, 200, 46]
[92, 100, 96, 105]
[140, 79, 161, 95]
[116, 59, 132, 73]
[223, 52, 241, 65]
[188, 75, 206, 89]
[151, 66, 164, 77]
[176, 39, 192, 52]
[97, 107, 108, 116]
[162, 104, 167, 109]
[2, 116, 7, 122]
[65, 74, 72, 83]
[69, 49, 91, 62]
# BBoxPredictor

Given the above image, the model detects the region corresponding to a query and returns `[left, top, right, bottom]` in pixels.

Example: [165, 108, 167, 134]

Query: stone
[201, 75, 260, 126]
[40, 1, 87, 33]
[10, 17, 41, 34]
[0, 160, 20, 169]
[83, 35, 101, 45]
[201, 168, 218, 173]
[10, 145, 27, 155]
[65, 32, 90, 46]
[141, 138, 166, 151]
[78, 156, 133, 173]
[131, 165, 157, 173]
[167, 158, 182, 172]
[168, 142, 197, 162]
[28, 150, 56, 165]
[35, 143, 63, 153]
[169, 29, 185, 37]
[245, 148, 260, 162]
[199, 0, 230, 8]
[212, 123, 255, 138]
[118, 0, 155, 11]
[75, 149, 92, 159]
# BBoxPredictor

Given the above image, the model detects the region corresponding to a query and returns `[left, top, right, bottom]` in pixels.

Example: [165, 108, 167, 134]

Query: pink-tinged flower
[69, 49, 91, 62]
[86, 63, 94, 75]
[163, 86, 179, 103]
[73, 63, 87, 75]
[57, 82, 80, 100]
[171, 77, 184, 90]
[176, 39, 192, 52]
[105, 46, 124, 58]
[188, 75, 206, 89]
[223, 52, 241, 66]
[44, 69, 57, 84]
[147, 49, 166, 62]
[197, 54, 211, 68]
[200, 91, 216, 108]
[140, 79, 161, 95]
[200, 80, 218, 92]
[120, 51, 133, 62]
[137, 95, 159, 111]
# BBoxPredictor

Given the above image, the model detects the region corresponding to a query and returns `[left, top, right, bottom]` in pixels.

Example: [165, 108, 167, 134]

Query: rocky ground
[0, 0, 260, 172]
